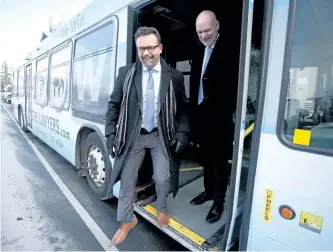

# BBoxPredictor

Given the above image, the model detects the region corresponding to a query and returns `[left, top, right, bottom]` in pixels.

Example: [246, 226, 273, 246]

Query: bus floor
[137, 160, 248, 249]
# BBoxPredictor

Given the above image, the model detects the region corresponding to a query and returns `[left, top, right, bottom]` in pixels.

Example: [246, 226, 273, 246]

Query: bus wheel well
[75, 127, 95, 176]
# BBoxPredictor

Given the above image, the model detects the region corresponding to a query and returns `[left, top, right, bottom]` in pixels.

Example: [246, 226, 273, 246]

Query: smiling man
[188, 10, 238, 224]
[105, 26, 190, 245]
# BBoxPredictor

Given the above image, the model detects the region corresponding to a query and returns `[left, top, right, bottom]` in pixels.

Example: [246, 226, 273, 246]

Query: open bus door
[216, 0, 257, 250]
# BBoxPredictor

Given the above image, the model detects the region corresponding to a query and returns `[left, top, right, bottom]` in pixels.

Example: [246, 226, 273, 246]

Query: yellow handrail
[228, 122, 254, 164]
[244, 122, 254, 138]
[181, 123, 255, 174]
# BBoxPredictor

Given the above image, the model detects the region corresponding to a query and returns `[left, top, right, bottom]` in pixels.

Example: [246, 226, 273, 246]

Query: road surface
[1, 103, 186, 251]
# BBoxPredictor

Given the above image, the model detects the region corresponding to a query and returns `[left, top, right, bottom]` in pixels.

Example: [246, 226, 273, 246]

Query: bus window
[49, 43, 71, 110]
[281, 0, 333, 151]
[72, 22, 115, 117]
[176, 60, 190, 98]
[35, 56, 49, 106]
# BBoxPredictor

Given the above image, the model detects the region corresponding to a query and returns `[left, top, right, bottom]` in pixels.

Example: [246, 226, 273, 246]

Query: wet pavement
[1, 103, 186, 251]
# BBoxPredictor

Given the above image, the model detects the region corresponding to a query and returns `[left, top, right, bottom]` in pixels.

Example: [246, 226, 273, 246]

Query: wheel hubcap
[87, 146, 106, 187]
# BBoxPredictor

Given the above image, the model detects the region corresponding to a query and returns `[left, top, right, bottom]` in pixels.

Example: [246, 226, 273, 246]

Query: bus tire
[84, 132, 113, 200]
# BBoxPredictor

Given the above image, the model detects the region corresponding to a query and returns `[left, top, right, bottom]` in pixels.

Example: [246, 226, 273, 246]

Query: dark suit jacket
[105, 57, 190, 197]
[189, 35, 240, 155]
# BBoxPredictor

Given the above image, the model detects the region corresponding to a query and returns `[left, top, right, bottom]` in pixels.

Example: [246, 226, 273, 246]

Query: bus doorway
[128, 0, 265, 250]
[25, 63, 33, 129]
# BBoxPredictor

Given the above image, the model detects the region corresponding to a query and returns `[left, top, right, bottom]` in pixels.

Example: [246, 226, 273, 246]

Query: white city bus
[10, 0, 333, 250]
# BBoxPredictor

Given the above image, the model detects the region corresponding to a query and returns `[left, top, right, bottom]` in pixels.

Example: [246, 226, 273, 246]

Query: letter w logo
[75, 51, 111, 102]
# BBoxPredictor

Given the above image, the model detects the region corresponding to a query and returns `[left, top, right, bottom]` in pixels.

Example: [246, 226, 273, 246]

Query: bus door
[238, 0, 333, 250]
[214, 0, 258, 250]
[25, 63, 33, 128]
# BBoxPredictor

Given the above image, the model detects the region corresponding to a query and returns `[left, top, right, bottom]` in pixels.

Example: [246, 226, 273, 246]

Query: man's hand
[170, 132, 189, 153]
[106, 135, 116, 158]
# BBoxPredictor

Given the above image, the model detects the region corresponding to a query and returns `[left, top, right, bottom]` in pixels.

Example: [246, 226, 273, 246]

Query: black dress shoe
[206, 204, 223, 224]
[190, 191, 212, 205]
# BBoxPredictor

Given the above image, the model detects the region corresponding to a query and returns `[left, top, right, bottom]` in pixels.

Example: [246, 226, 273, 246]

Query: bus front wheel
[84, 132, 113, 200]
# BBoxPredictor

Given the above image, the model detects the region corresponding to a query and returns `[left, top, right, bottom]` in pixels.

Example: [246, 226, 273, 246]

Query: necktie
[144, 68, 155, 132]
[198, 46, 213, 104]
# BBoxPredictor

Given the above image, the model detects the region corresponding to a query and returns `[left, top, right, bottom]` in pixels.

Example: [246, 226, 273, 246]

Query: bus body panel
[249, 134, 333, 251]
[249, 229, 294, 251]
[247, 0, 333, 250]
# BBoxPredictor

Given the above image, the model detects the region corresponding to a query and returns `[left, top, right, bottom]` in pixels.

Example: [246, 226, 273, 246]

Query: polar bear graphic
[53, 77, 64, 98]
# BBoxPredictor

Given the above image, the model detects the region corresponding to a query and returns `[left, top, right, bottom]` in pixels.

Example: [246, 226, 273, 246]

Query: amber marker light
[279, 205, 296, 220]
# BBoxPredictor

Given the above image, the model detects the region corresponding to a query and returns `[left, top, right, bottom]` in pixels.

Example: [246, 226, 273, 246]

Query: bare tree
[48, 17, 64, 33]
[0, 61, 12, 89]
[49, 17, 55, 33]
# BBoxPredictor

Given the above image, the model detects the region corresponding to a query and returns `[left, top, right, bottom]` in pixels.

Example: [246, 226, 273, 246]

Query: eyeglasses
[137, 44, 160, 53]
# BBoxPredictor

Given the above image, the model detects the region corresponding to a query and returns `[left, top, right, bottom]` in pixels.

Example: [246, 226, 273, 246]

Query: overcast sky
[0, 0, 94, 70]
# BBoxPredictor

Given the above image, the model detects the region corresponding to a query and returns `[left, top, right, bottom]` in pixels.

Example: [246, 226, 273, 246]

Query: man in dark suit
[105, 26, 190, 245]
[189, 10, 238, 223]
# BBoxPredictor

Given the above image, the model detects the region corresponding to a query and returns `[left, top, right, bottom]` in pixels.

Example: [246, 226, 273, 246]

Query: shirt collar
[142, 59, 161, 72]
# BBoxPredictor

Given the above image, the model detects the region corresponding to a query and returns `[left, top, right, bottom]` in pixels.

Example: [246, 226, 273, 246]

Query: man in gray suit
[105, 26, 190, 245]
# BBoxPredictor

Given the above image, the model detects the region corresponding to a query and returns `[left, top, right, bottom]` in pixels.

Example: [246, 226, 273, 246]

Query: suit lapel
[134, 63, 143, 113]
[196, 45, 205, 82]
[158, 59, 172, 114]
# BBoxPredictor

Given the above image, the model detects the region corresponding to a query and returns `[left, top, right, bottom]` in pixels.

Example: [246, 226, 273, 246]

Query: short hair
[134, 26, 162, 44]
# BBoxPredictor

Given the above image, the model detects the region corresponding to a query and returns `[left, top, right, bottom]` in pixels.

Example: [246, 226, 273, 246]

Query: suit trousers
[117, 129, 171, 222]
[195, 103, 232, 207]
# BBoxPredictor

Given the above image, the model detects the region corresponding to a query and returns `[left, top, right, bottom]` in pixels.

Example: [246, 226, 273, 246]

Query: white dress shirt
[141, 60, 161, 129]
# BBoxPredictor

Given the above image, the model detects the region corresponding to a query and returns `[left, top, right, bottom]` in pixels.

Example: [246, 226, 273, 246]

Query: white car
[1, 86, 12, 103]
